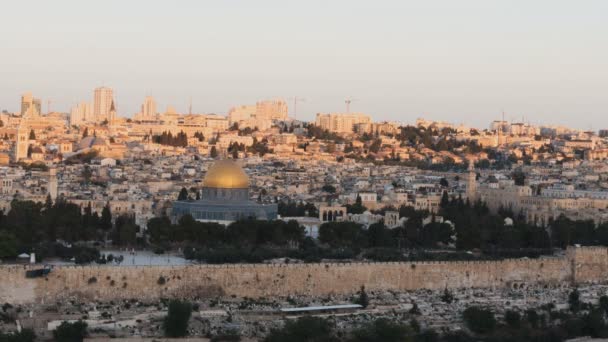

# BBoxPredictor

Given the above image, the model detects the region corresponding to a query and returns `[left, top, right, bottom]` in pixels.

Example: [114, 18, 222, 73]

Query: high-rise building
[255, 99, 288, 120]
[228, 105, 257, 123]
[93, 87, 114, 123]
[141, 96, 157, 121]
[21, 92, 41, 117]
[315, 112, 371, 133]
[70, 102, 92, 125]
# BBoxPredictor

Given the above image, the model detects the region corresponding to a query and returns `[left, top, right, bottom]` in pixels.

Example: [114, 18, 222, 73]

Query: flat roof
[280, 304, 362, 313]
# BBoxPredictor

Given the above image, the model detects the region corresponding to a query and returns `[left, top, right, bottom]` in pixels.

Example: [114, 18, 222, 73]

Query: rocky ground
[2, 283, 608, 340]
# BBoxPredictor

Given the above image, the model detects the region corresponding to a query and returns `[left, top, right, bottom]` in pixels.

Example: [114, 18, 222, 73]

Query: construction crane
[345, 97, 357, 113]
[287, 97, 307, 120]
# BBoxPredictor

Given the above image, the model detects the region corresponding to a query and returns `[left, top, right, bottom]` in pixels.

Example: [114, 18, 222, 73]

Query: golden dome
[202, 160, 250, 189]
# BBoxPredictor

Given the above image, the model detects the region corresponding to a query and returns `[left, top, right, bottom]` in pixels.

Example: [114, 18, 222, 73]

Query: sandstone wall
[1, 247, 607, 304]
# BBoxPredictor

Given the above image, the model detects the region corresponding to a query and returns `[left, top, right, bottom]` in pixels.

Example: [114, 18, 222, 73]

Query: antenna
[288, 97, 307, 120]
[345, 97, 357, 113]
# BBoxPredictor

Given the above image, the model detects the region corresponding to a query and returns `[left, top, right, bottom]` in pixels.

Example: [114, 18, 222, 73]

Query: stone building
[172, 159, 277, 225]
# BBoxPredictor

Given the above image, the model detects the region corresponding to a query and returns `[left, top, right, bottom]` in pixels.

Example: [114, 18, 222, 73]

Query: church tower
[14, 124, 29, 162]
[466, 161, 477, 201]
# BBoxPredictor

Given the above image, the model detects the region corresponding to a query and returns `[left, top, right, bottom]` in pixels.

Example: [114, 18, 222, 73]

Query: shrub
[264, 316, 337, 342]
[163, 300, 192, 337]
[355, 285, 369, 308]
[53, 321, 88, 342]
[505, 310, 521, 328]
[462, 306, 496, 334]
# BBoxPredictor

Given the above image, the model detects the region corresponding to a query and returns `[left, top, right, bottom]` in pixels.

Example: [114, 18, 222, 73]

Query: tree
[210, 146, 218, 158]
[0, 329, 36, 342]
[504, 310, 521, 328]
[82, 127, 89, 138]
[322, 184, 336, 194]
[81, 165, 92, 184]
[0, 231, 18, 259]
[439, 178, 449, 187]
[163, 300, 192, 337]
[53, 321, 88, 342]
[264, 316, 338, 342]
[178, 187, 189, 201]
[99, 203, 112, 231]
[599, 295, 608, 316]
[462, 306, 496, 334]
[350, 318, 412, 342]
[28, 129, 36, 140]
[569, 288, 581, 312]
[440, 288, 454, 304]
[355, 285, 369, 308]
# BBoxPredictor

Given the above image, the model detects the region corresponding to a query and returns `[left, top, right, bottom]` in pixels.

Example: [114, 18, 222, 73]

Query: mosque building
[172, 159, 277, 224]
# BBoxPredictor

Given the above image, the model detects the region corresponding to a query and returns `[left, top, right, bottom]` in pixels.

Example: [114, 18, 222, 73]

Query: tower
[141, 96, 157, 121]
[48, 168, 58, 201]
[14, 124, 29, 162]
[466, 161, 477, 201]
[21, 92, 41, 117]
[93, 87, 114, 123]
[108, 99, 117, 125]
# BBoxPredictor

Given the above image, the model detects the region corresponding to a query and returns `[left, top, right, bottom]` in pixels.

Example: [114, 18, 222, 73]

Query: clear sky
[1, 0, 607, 129]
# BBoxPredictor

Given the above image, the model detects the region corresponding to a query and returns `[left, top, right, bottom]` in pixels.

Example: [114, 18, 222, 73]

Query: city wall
[1, 247, 607, 304]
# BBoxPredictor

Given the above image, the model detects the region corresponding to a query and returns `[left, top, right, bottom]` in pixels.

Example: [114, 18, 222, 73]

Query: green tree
[355, 285, 369, 308]
[504, 310, 521, 328]
[0, 231, 18, 259]
[163, 300, 192, 337]
[350, 318, 412, 342]
[210, 145, 218, 158]
[99, 203, 112, 231]
[462, 306, 496, 334]
[178, 187, 189, 201]
[569, 288, 581, 312]
[0, 329, 36, 342]
[53, 321, 88, 342]
[28, 129, 36, 140]
[82, 127, 88, 138]
[264, 316, 338, 342]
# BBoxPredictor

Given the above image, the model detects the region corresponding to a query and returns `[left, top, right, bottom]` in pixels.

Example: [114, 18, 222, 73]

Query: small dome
[203, 160, 250, 189]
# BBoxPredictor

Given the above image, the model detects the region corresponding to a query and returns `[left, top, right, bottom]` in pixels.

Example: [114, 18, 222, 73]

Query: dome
[202, 160, 250, 189]
[78, 136, 107, 150]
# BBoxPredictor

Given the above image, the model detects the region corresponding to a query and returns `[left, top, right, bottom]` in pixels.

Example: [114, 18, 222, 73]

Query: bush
[53, 321, 88, 342]
[0, 329, 35, 342]
[505, 310, 521, 328]
[264, 316, 338, 342]
[350, 318, 412, 342]
[355, 285, 369, 308]
[163, 300, 192, 337]
[462, 306, 496, 334]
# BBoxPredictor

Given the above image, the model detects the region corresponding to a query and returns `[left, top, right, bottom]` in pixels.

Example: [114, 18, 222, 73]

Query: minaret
[466, 160, 477, 201]
[108, 100, 117, 125]
[48, 168, 58, 201]
[14, 124, 29, 162]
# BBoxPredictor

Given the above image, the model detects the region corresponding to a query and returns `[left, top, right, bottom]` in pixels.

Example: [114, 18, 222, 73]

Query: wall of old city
[1, 247, 607, 304]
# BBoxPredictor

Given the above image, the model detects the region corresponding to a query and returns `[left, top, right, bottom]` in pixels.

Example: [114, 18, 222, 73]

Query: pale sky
[1, 0, 607, 129]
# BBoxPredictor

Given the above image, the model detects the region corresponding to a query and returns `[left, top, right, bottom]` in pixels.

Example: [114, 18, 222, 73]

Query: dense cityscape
[3, 1, 608, 341]
[1, 88, 608, 341]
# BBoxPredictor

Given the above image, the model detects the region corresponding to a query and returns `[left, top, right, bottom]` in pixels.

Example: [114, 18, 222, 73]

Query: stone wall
[2, 247, 607, 304]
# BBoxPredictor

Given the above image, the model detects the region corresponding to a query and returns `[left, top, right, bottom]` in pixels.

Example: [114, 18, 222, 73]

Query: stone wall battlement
[1, 247, 607, 304]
